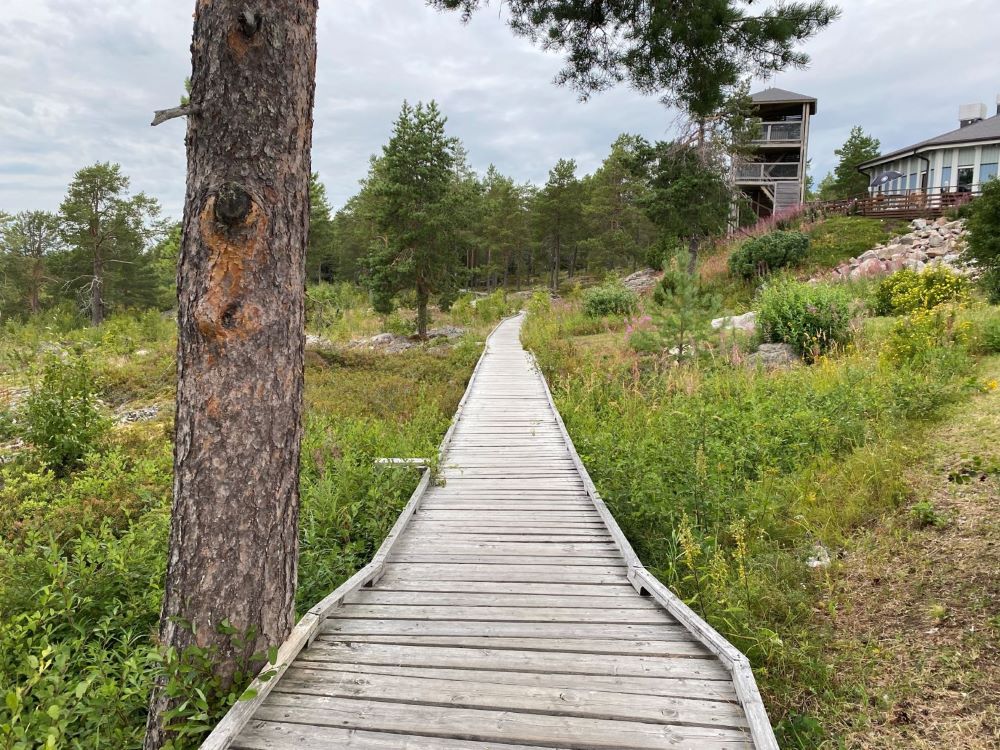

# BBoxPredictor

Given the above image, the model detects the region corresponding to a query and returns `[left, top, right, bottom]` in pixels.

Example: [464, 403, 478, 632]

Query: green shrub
[968, 309, 1000, 354]
[22, 357, 109, 472]
[728, 231, 809, 279]
[582, 282, 638, 318]
[755, 279, 853, 360]
[964, 178, 1000, 301]
[474, 289, 515, 323]
[882, 305, 969, 365]
[872, 266, 970, 316]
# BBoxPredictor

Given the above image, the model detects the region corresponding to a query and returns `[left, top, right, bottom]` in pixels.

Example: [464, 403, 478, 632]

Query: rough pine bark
[144, 2, 316, 747]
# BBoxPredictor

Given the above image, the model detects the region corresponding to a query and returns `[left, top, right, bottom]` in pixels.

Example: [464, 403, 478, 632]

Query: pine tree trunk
[687, 236, 699, 276]
[416, 278, 429, 339]
[144, 2, 316, 748]
[91, 248, 104, 326]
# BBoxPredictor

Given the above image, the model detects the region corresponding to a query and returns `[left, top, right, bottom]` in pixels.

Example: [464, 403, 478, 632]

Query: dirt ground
[827, 358, 1000, 749]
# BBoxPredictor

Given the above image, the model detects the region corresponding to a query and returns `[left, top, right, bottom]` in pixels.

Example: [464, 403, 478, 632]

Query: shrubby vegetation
[964, 178, 1000, 301]
[755, 278, 853, 359]
[0, 292, 505, 747]
[728, 230, 809, 279]
[581, 282, 637, 318]
[872, 266, 970, 316]
[523, 277, 999, 747]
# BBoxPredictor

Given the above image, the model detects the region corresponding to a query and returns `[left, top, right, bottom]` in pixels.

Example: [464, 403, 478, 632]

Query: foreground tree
[59, 163, 161, 325]
[144, 1, 317, 747]
[0, 210, 62, 317]
[825, 126, 881, 199]
[366, 101, 457, 337]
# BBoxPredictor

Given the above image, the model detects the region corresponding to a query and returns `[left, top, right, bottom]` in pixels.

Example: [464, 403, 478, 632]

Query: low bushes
[872, 266, 970, 316]
[582, 282, 637, 317]
[21, 356, 110, 472]
[728, 231, 809, 279]
[964, 178, 1000, 301]
[755, 279, 853, 360]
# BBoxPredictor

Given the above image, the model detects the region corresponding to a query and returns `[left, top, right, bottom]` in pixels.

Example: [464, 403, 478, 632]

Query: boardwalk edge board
[201, 312, 778, 749]
[199, 317, 513, 750]
[526, 336, 779, 750]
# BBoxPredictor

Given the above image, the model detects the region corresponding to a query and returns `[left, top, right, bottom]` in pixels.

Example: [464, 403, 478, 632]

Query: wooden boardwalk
[204, 314, 777, 749]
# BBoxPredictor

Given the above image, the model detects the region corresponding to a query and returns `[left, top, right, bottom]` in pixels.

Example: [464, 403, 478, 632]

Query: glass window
[941, 166, 952, 190]
[958, 148, 976, 167]
[929, 169, 935, 190]
[980, 162, 998, 185]
[909, 173, 918, 190]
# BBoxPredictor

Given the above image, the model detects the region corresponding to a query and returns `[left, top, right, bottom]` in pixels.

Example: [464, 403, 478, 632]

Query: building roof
[750, 87, 817, 114]
[858, 113, 1000, 170]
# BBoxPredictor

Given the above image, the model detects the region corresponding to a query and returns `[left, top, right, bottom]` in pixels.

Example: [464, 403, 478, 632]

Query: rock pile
[622, 268, 661, 295]
[819, 217, 972, 282]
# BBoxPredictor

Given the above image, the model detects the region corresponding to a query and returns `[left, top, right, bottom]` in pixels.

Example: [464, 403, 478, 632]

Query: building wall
[868, 142, 1000, 194]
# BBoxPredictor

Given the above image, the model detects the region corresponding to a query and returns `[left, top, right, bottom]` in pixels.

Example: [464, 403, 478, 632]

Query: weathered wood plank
[254, 695, 752, 749]
[278, 662, 739, 702]
[326, 604, 675, 624]
[343, 590, 660, 609]
[233, 721, 555, 750]
[299, 642, 728, 681]
[273, 666, 746, 728]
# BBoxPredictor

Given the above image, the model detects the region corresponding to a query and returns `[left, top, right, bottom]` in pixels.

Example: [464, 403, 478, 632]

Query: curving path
[205, 314, 776, 750]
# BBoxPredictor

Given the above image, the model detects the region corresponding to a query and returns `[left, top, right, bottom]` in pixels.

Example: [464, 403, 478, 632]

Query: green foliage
[306, 173, 337, 284]
[805, 216, 901, 271]
[535, 158, 583, 290]
[635, 140, 732, 249]
[630, 251, 717, 359]
[821, 126, 881, 200]
[0, 210, 62, 319]
[0, 517, 167, 749]
[431, 1, 837, 117]
[964, 178, 1000, 301]
[523, 297, 973, 733]
[728, 231, 809, 279]
[909, 500, 945, 528]
[882, 305, 970, 366]
[755, 279, 853, 360]
[872, 266, 970, 316]
[581, 282, 637, 318]
[21, 356, 109, 472]
[57, 162, 164, 325]
[366, 101, 458, 337]
[967, 307, 1000, 354]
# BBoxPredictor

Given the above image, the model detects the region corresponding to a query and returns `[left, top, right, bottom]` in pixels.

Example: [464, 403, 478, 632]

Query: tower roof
[750, 87, 817, 114]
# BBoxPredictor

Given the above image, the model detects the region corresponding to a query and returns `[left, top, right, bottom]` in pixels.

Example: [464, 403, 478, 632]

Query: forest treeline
[2, 100, 748, 327]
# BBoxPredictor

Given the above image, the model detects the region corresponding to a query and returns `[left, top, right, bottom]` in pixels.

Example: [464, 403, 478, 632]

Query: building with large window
[857, 98, 1000, 197]
[734, 87, 816, 220]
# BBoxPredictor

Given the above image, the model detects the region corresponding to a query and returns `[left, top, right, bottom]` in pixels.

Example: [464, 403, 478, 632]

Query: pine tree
[432, 1, 837, 117]
[58, 163, 162, 324]
[535, 159, 582, 290]
[0, 210, 62, 318]
[366, 101, 457, 337]
[306, 172, 336, 283]
[827, 126, 881, 199]
[579, 135, 655, 271]
[633, 250, 718, 360]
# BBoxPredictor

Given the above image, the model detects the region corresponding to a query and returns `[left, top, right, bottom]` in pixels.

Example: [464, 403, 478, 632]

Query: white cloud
[0, 0, 996, 217]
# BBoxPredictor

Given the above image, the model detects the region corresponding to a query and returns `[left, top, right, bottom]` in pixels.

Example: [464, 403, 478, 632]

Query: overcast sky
[1, 1, 997, 219]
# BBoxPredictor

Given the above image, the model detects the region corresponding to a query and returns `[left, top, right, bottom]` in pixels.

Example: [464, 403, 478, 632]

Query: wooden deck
[203, 314, 777, 749]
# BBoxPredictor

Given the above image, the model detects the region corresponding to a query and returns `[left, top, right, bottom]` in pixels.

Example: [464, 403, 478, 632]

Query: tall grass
[523, 300, 978, 745]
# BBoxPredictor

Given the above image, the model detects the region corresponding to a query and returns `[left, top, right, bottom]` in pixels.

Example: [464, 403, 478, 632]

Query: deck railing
[750, 121, 802, 144]
[735, 162, 800, 181]
[808, 186, 980, 219]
